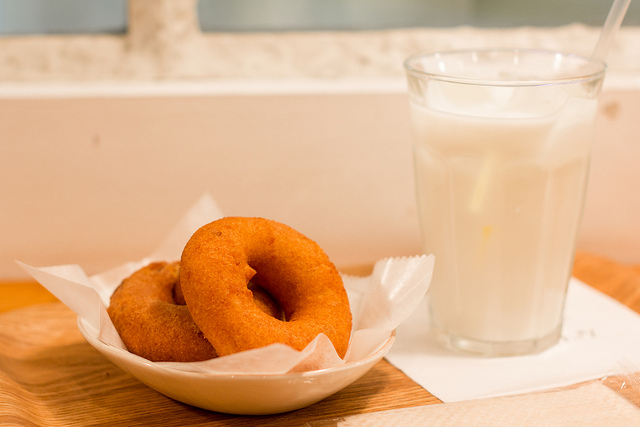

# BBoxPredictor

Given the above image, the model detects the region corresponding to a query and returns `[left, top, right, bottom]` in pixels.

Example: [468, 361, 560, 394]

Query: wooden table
[1, 251, 639, 426]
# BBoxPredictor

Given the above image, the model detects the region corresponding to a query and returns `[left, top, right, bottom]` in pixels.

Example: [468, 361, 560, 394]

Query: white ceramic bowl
[78, 317, 395, 415]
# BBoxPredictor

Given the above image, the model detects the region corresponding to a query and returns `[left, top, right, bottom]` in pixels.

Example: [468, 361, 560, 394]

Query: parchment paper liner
[18, 194, 433, 375]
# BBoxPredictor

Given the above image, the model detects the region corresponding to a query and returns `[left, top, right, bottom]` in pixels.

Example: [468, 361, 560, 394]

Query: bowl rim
[77, 316, 395, 380]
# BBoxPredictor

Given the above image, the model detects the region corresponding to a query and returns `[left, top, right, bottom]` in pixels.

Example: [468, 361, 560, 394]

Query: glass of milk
[405, 49, 606, 356]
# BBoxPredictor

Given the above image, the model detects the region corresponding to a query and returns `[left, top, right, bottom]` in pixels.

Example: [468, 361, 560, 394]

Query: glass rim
[403, 48, 607, 87]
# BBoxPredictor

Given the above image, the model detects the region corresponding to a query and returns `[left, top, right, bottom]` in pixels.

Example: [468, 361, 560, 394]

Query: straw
[468, 0, 631, 215]
[592, 0, 632, 61]
[467, 1, 630, 216]
[469, 153, 496, 213]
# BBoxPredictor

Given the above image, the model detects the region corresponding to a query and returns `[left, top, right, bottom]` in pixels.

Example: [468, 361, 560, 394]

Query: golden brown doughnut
[247, 281, 286, 321]
[174, 279, 285, 320]
[108, 262, 286, 362]
[179, 217, 352, 358]
[107, 261, 217, 362]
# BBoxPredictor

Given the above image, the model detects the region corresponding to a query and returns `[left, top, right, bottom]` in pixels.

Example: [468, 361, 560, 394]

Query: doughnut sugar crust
[107, 261, 217, 362]
[179, 217, 352, 358]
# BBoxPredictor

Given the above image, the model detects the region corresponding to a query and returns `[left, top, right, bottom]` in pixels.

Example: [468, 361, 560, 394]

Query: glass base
[431, 324, 562, 357]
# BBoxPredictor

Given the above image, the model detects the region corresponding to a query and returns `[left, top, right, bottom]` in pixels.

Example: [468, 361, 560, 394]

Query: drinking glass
[405, 49, 606, 356]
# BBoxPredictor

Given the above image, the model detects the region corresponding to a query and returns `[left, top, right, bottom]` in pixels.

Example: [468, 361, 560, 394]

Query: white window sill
[1, 25, 639, 83]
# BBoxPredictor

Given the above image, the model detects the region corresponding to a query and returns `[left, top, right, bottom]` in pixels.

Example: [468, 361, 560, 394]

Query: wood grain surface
[0, 277, 438, 426]
[1, 251, 638, 426]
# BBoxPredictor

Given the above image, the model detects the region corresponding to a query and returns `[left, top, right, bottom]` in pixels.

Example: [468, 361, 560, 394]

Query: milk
[411, 94, 598, 352]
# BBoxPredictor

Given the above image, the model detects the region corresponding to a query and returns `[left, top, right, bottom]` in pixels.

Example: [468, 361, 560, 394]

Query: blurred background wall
[2, 0, 639, 279]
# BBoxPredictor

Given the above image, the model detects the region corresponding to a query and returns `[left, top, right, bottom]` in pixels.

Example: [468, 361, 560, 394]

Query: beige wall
[1, 82, 417, 278]
[1, 4, 639, 278]
[2, 78, 639, 280]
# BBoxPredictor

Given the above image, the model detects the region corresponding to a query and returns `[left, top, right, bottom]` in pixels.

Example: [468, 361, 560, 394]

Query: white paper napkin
[386, 277, 640, 402]
[333, 382, 640, 426]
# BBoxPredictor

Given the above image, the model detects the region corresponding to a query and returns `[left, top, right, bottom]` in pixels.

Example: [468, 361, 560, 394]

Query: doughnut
[108, 261, 285, 362]
[107, 261, 217, 362]
[174, 279, 285, 321]
[247, 281, 286, 321]
[179, 217, 352, 358]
